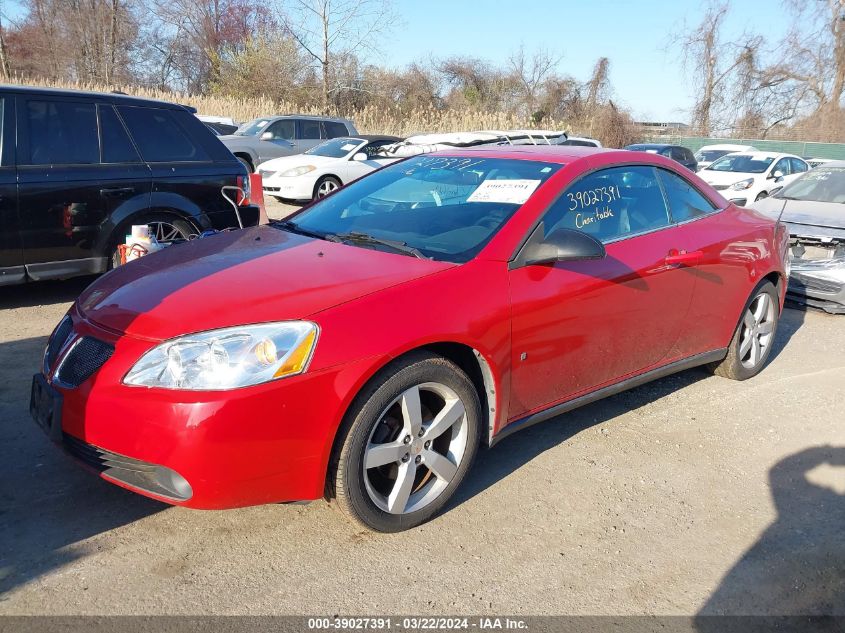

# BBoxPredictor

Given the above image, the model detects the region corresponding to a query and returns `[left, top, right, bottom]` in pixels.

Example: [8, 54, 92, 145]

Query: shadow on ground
[696, 445, 845, 621]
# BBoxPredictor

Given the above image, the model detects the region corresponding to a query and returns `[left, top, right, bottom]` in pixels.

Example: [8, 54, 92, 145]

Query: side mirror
[352, 152, 368, 162]
[260, 132, 273, 140]
[513, 226, 606, 269]
[770, 170, 784, 180]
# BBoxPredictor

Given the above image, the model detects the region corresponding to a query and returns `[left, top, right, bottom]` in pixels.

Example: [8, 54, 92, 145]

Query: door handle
[100, 187, 135, 198]
[665, 249, 703, 265]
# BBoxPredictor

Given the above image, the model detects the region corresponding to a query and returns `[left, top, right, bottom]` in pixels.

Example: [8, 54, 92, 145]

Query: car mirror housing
[352, 152, 368, 162]
[260, 132, 273, 140]
[512, 225, 606, 269]
[770, 170, 784, 180]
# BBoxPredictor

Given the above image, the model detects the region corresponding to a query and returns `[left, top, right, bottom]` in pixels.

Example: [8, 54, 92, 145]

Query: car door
[507, 165, 697, 420]
[256, 118, 297, 161]
[16, 95, 116, 278]
[296, 119, 324, 153]
[0, 94, 23, 285]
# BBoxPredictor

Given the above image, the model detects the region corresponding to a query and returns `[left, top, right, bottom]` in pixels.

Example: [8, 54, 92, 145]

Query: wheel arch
[323, 341, 500, 498]
[232, 152, 255, 171]
[95, 206, 204, 257]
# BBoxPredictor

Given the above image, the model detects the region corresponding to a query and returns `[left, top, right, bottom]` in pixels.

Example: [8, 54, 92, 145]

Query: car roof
[625, 143, 677, 149]
[259, 114, 354, 124]
[699, 144, 756, 151]
[421, 145, 615, 164]
[0, 84, 194, 111]
[729, 152, 801, 161]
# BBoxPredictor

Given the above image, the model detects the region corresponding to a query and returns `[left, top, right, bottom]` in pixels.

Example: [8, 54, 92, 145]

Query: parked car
[752, 161, 845, 314]
[260, 135, 400, 202]
[699, 152, 809, 206]
[197, 114, 239, 136]
[554, 135, 602, 148]
[624, 143, 697, 171]
[32, 145, 789, 531]
[694, 144, 757, 171]
[220, 115, 358, 172]
[0, 86, 259, 287]
[806, 157, 834, 169]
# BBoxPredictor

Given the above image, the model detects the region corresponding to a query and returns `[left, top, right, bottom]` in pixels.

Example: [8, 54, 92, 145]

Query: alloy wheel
[739, 292, 776, 369]
[317, 180, 339, 197]
[363, 382, 468, 515]
[148, 221, 190, 243]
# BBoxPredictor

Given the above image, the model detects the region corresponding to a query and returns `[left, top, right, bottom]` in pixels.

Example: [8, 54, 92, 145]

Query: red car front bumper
[43, 314, 377, 509]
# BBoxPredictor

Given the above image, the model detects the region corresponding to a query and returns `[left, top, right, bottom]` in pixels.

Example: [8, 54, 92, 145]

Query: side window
[324, 121, 349, 138]
[298, 119, 322, 139]
[25, 100, 99, 165]
[658, 169, 718, 222]
[790, 158, 808, 174]
[541, 165, 671, 243]
[98, 105, 140, 163]
[772, 158, 790, 176]
[363, 141, 391, 158]
[265, 119, 294, 140]
[671, 147, 686, 161]
[117, 106, 210, 162]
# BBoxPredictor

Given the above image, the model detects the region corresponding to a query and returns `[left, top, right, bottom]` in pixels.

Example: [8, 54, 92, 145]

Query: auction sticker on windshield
[467, 179, 541, 204]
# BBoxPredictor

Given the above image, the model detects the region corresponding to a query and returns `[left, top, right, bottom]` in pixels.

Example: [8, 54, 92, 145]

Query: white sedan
[698, 152, 809, 206]
[259, 135, 400, 202]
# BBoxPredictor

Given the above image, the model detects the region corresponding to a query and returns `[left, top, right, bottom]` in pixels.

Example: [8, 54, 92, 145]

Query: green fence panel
[643, 136, 845, 160]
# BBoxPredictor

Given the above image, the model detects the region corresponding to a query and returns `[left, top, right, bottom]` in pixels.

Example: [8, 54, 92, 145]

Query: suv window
[25, 100, 99, 165]
[542, 165, 671, 243]
[324, 121, 349, 138]
[265, 119, 295, 140]
[658, 169, 717, 222]
[298, 119, 322, 139]
[99, 105, 140, 163]
[772, 158, 790, 176]
[118, 106, 210, 162]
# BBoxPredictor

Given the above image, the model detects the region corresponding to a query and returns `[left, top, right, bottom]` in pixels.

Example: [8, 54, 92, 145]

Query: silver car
[220, 115, 358, 171]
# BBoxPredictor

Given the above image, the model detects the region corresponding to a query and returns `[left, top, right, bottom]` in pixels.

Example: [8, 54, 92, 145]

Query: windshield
[306, 138, 364, 158]
[234, 119, 271, 136]
[708, 154, 773, 173]
[281, 156, 561, 262]
[776, 167, 845, 203]
[696, 149, 733, 162]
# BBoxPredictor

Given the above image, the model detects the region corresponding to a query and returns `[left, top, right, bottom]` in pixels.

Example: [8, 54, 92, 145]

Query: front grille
[63, 433, 192, 501]
[45, 316, 73, 371]
[55, 337, 114, 387]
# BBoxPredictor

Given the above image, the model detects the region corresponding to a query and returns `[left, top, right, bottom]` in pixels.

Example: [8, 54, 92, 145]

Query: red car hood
[77, 225, 454, 341]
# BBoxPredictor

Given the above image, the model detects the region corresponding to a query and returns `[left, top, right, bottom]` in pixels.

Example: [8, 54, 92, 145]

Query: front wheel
[710, 281, 779, 380]
[314, 176, 341, 200]
[331, 352, 482, 532]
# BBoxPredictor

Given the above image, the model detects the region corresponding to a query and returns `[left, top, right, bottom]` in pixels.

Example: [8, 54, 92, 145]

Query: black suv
[624, 144, 698, 172]
[0, 86, 259, 286]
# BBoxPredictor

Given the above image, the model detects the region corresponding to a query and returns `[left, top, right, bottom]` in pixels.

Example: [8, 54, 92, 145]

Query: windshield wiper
[329, 231, 428, 259]
[274, 220, 330, 241]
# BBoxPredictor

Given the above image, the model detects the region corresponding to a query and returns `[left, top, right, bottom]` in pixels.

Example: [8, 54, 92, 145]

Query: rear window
[25, 100, 99, 165]
[117, 106, 210, 162]
[324, 121, 350, 138]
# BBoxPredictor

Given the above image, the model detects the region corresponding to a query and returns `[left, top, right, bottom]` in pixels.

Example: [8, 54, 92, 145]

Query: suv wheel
[110, 214, 195, 269]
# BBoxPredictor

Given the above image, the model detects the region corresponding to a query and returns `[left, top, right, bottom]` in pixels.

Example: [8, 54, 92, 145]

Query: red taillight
[236, 174, 251, 206]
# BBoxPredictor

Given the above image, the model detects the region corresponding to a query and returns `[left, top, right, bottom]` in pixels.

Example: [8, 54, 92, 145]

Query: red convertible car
[32, 146, 789, 531]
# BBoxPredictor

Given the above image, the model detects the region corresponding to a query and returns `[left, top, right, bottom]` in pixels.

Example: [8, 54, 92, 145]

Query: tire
[331, 352, 482, 532]
[237, 157, 254, 173]
[709, 281, 779, 380]
[314, 176, 342, 200]
[755, 191, 768, 201]
[109, 213, 195, 269]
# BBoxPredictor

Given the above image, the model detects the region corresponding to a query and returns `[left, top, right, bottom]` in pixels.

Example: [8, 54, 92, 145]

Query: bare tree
[283, 0, 395, 111]
[0, 2, 12, 80]
[507, 45, 559, 117]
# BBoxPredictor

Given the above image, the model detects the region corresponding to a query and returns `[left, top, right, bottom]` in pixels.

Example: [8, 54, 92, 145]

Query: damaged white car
[752, 161, 845, 314]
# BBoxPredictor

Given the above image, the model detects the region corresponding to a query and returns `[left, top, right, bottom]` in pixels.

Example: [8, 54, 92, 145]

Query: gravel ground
[0, 250, 843, 615]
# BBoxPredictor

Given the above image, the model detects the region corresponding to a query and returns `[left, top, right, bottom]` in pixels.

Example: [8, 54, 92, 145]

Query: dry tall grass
[3, 77, 571, 136]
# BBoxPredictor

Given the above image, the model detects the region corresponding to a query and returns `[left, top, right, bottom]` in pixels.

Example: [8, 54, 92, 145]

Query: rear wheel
[710, 281, 779, 380]
[314, 176, 341, 200]
[331, 352, 481, 532]
[109, 213, 195, 269]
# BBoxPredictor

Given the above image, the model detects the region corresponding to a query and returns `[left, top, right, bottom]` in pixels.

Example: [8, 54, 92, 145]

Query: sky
[382, 0, 791, 122]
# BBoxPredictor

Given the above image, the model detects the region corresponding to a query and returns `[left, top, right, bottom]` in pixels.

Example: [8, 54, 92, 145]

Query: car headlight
[730, 178, 754, 191]
[124, 322, 318, 390]
[279, 165, 316, 177]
